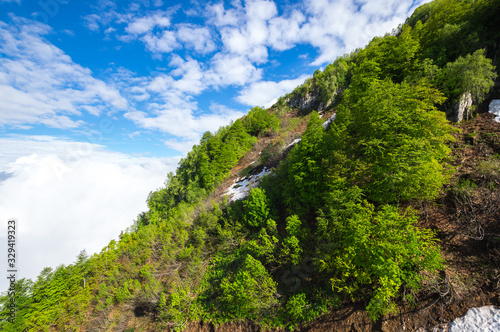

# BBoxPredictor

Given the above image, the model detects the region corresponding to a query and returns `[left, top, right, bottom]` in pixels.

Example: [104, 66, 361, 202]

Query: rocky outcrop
[287, 90, 319, 111]
[452, 92, 473, 123]
[285, 86, 334, 113]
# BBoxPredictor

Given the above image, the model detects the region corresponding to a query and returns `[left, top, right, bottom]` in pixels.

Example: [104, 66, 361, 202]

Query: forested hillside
[1, 0, 499, 330]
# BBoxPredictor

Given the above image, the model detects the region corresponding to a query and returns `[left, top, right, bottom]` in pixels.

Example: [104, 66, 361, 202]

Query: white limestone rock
[454, 92, 473, 122]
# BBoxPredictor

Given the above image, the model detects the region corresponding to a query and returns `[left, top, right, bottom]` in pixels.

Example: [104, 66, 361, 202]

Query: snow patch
[448, 306, 500, 332]
[287, 138, 301, 149]
[489, 100, 500, 122]
[323, 113, 336, 128]
[225, 167, 271, 202]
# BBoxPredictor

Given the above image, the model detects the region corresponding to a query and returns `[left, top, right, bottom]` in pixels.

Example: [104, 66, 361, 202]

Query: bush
[243, 188, 271, 228]
[338, 79, 455, 203]
[199, 252, 278, 322]
[244, 106, 280, 136]
[219, 254, 278, 319]
[476, 155, 500, 182]
[317, 187, 443, 321]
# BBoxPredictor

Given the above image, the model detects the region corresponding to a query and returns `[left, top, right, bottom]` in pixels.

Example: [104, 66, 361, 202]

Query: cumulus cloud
[125, 11, 171, 35]
[0, 18, 128, 129]
[237, 75, 310, 108]
[299, 0, 428, 65]
[125, 104, 244, 141]
[159, 103, 246, 154]
[141, 29, 179, 53]
[177, 25, 216, 54]
[0, 135, 180, 292]
[205, 0, 428, 66]
[267, 10, 306, 51]
[205, 53, 263, 87]
[208, 2, 241, 27]
[214, 0, 278, 63]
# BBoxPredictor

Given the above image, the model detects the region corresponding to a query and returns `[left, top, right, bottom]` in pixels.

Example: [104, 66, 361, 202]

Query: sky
[0, 0, 430, 292]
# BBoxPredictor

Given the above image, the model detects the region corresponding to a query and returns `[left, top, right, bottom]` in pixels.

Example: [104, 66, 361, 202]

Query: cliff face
[452, 92, 473, 122]
[285, 87, 333, 114]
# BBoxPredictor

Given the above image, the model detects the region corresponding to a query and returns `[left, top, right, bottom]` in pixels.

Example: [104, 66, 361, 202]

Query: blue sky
[0, 0, 429, 291]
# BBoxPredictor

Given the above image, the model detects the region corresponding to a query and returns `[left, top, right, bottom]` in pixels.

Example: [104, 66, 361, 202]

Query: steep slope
[1, 0, 499, 331]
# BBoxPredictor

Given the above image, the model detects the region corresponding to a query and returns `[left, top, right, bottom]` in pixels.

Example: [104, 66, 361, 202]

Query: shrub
[317, 187, 443, 321]
[219, 254, 278, 319]
[243, 188, 271, 228]
[244, 106, 280, 136]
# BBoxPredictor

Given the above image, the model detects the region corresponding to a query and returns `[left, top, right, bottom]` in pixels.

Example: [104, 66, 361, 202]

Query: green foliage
[243, 188, 271, 228]
[338, 79, 454, 202]
[244, 106, 280, 136]
[6, 0, 500, 328]
[219, 254, 278, 319]
[198, 252, 278, 323]
[245, 219, 279, 265]
[439, 49, 497, 104]
[279, 215, 304, 265]
[140, 118, 258, 227]
[476, 155, 500, 182]
[158, 283, 193, 330]
[317, 187, 443, 321]
[312, 57, 350, 104]
[283, 112, 327, 218]
[289, 78, 313, 100]
[285, 293, 308, 323]
[408, 0, 500, 67]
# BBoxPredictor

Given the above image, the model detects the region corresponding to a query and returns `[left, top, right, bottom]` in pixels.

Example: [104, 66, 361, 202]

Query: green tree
[316, 187, 443, 321]
[243, 188, 270, 228]
[243, 106, 280, 136]
[338, 79, 454, 203]
[219, 254, 278, 319]
[439, 49, 497, 104]
[283, 112, 327, 219]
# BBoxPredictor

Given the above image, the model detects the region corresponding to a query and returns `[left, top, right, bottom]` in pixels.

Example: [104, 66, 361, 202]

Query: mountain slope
[1, 0, 499, 331]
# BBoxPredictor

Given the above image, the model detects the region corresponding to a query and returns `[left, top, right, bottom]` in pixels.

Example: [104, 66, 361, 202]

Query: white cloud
[123, 15, 215, 56]
[83, 14, 101, 31]
[268, 10, 306, 51]
[163, 138, 200, 155]
[141, 29, 179, 53]
[177, 25, 216, 54]
[246, 0, 278, 21]
[168, 56, 205, 94]
[299, 0, 429, 65]
[125, 105, 244, 141]
[0, 19, 128, 129]
[0, 135, 180, 292]
[205, 0, 429, 66]
[208, 2, 241, 26]
[159, 103, 246, 154]
[125, 11, 171, 35]
[215, 1, 278, 63]
[237, 75, 309, 107]
[205, 53, 262, 87]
